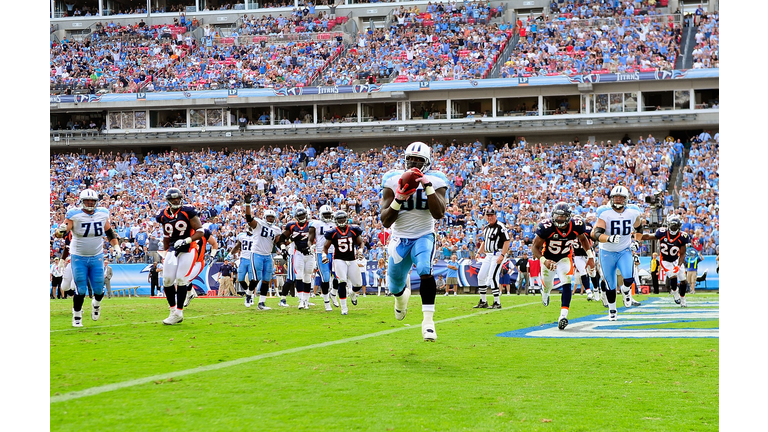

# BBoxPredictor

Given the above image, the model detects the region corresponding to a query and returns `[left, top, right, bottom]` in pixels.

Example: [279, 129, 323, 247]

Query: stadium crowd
[50, 1, 719, 94]
[49, 131, 718, 269]
[500, 9, 683, 77]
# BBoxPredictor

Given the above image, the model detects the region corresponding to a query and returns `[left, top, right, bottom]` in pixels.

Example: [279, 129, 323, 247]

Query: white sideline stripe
[50, 302, 539, 404]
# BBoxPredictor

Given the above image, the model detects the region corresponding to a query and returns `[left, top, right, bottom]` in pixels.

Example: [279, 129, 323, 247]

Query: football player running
[277, 206, 316, 309]
[322, 210, 365, 315]
[572, 213, 601, 302]
[156, 188, 205, 325]
[531, 202, 595, 330]
[242, 191, 282, 310]
[228, 225, 256, 305]
[636, 214, 690, 307]
[591, 186, 645, 321]
[380, 141, 448, 341]
[310, 205, 337, 311]
[54, 189, 122, 327]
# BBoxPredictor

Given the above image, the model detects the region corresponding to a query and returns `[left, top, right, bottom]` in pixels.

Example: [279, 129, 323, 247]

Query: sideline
[50, 301, 539, 404]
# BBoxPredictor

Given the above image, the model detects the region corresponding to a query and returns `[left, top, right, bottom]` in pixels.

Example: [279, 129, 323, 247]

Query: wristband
[425, 185, 435, 196]
[390, 201, 402, 211]
[185, 237, 192, 245]
[244, 203, 251, 207]
[586, 250, 594, 259]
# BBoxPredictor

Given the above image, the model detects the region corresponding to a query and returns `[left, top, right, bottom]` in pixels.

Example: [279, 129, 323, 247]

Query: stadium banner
[105, 256, 718, 296]
[49, 69, 718, 104]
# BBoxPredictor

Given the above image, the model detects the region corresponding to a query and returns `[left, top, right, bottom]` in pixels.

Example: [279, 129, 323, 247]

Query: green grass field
[50, 293, 719, 431]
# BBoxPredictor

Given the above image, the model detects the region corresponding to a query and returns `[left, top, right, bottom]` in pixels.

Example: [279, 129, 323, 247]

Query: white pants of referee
[477, 252, 503, 303]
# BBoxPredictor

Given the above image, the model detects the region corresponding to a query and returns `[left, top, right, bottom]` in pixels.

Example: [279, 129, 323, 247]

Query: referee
[473, 207, 510, 309]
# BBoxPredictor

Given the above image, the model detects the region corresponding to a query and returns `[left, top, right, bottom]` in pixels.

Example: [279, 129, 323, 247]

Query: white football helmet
[263, 209, 277, 225]
[610, 185, 630, 210]
[79, 189, 99, 212]
[404, 141, 432, 172]
[319, 205, 333, 223]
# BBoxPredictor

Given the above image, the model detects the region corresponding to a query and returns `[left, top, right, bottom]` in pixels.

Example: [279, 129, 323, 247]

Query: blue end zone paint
[497, 297, 719, 339]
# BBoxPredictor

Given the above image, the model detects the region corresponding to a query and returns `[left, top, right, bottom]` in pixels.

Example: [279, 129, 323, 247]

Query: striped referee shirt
[482, 222, 510, 254]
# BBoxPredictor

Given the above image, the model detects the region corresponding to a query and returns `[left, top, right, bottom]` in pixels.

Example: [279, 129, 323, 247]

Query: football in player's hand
[398, 168, 423, 193]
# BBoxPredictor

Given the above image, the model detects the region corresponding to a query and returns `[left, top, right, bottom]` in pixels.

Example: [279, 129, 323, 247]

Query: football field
[50, 293, 719, 431]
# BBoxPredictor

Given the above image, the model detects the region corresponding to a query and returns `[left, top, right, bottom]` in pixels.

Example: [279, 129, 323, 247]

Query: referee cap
[485, 207, 496, 215]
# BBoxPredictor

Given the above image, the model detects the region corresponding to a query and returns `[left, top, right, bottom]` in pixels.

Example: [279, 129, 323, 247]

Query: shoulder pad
[595, 205, 612, 218]
[65, 208, 83, 219]
[381, 170, 403, 189]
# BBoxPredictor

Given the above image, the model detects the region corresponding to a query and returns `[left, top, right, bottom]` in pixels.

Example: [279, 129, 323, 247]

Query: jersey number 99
[164, 221, 188, 238]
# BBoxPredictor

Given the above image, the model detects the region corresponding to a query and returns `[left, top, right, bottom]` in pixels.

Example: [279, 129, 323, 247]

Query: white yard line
[49, 311, 245, 332]
[50, 302, 538, 404]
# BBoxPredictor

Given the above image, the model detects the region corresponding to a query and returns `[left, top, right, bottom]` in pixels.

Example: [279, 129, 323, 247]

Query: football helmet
[551, 202, 572, 229]
[666, 214, 682, 235]
[319, 205, 333, 223]
[404, 141, 432, 172]
[334, 210, 349, 228]
[246, 226, 254, 236]
[610, 185, 630, 210]
[79, 189, 99, 212]
[165, 187, 184, 210]
[264, 209, 277, 226]
[295, 207, 308, 224]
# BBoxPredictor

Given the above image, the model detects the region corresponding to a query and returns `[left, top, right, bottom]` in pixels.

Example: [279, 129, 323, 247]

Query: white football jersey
[66, 207, 111, 257]
[596, 204, 644, 252]
[310, 219, 336, 253]
[251, 219, 281, 256]
[236, 231, 255, 260]
[381, 169, 449, 239]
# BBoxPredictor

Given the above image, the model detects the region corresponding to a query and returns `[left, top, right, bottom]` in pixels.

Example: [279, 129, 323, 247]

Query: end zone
[497, 297, 719, 339]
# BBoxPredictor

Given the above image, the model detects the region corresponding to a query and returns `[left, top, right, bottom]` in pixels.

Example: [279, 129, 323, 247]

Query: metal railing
[488, 32, 518, 79]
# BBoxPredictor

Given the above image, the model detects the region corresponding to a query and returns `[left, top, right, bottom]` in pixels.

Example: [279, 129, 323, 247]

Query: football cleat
[257, 303, 271, 311]
[163, 309, 183, 325]
[680, 297, 687, 308]
[422, 321, 437, 341]
[473, 300, 489, 309]
[184, 289, 197, 308]
[324, 302, 333, 312]
[631, 300, 642, 306]
[278, 299, 289, 307]
[541, 288, 550, 307]
[297, 300, 306, 310]
[622, 292, 632, 308]
[558, 317, 569, 330]
[490, 302, 502, 309]
[394, 287, 411, 321]
[341, 307, 348, 316]
[350, 290, 358, 306]
[586, 291, 594, 301]
[72, 309, 83, 328]
[245, 295, 252, 307]
[608, 310, 618, 321]
[91, 300, 100, 321]
[672, 289, 681, 304]
[330, 291, 340, 307]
